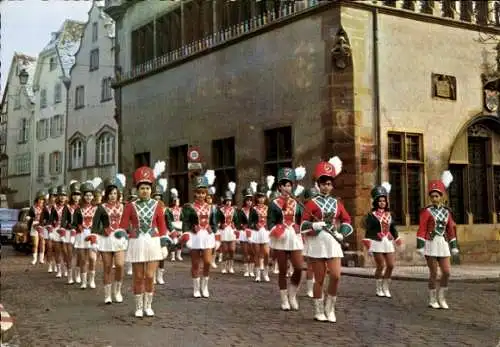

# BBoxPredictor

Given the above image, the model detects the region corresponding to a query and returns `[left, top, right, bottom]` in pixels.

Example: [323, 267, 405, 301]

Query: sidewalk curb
[341, 271, 500, 284]
[0, 304, 15, 344]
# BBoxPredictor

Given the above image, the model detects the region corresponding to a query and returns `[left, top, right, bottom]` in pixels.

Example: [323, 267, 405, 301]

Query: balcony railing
[115, 0, 325, 84]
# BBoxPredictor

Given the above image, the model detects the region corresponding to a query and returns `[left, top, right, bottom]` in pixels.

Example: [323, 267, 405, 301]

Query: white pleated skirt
[126, 234, 162, 263]
[188, 229, 216, 250]
[239, 229, 249, 243]
[74, 229, 91, 249]
[98, 233, 128, 252]
[62, 230, 73, 244]
[42, 228, 50, 240]
[50, 228, 63, 242]
[220, 226, 237, 242]
[305, 231, 343, 259]
[269, 226, 303, 251]
[369, 236, 395, 254]
[29, 228, 40, 237]
[250, 227, 270, 244]
[424, 235, 451, 257]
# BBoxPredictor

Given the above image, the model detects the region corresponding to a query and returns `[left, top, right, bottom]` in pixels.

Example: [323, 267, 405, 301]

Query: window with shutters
[40, 89, 47, 109]
[37, 119, 50, 140]
[49, 151, 62, 175]
[97, 132, 115, 165]
[90, 49, 99, 71]
[264, 126, 293, 178]
[168, 146, 189, 203]
[212, 137, 236, 197]
[387, 132, 424, 225]
[54, 83, 62, 104]
[37, 153, 45, 177]
[92, 22, 98, 42]
[50, 115, 63, 138]
[70, 138, 85, 169]
[18, 118, 30, 144]
[75, 85, 85, 109]
[101, 77, 113, 102]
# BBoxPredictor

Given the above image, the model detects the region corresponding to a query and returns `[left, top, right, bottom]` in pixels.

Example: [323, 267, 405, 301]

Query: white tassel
[249, 181, 258, 194]
[328, 156, 343, 176]
[170, 188, 178, 198]
[294, 166, 306, 181]
[91, 177, 102, 190]
[153, 160, 166, 179]
[208, 186, 216, 195]
[228, 181, 236, 194]
[441, 170, 454, 189]
[116, 173, 126, 188]
[266, 175, 275, 190]
[294, 184, 304, 197]
[158, 178, 167, 192]
[381, 181, 392, 195]
[204, 170, 216, 186]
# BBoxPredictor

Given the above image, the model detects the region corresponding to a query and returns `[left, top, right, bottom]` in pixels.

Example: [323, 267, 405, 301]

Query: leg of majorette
[46, 239, 54, 272]
[126, 262, 133, 276]
[306, 258, 315, 298]
[437, 257, 451, 309]
[143, 261, 158, 317]
[176, 244, 183, 261]
[247, 242, 255, 278]
[382, 253, 395, 298]
[220, 242, 228, 273]
[54, 241, 63, 277]
[38, 236, 46, 264]
[31, 234, 39, 265]
[102, 252, 113, 304]
[61, 243, 69, 279]
[276, 250, 291, 310]
[271, 249, 279, 274]
[253, 244, 261, 282]
[88, 249, 97, 289]
[373, 253, 385, 297]
[80, 249, 89, 289]
[426, 256, 440, 309]
[311, 259, 327, 321]
[228, 241, 236, 274]
[191, 250, 202, 298]
[324, 258, 341, 323]
[65, 244, 74, 281]
[210, 247, 218, 268]
[242, 242, 250, 277]
[113, 251, 125, 303]
[156, 258, 165, 285]
[132, 263, 145, 317]
[200, 249, 212, 298]
[261, 244, 270, 282]
[287, 250, 303, 311]
[170, 247, 176, 262]
[74, 248, 83, 284]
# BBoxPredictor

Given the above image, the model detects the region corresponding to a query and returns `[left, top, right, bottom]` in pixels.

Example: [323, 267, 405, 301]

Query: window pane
[407, 164, 422, 225]
[388, 163, 404, 224]
[468, 137, 489, 223]
[264, 129, 277, 162]
[448, 164, 466, 224]
[406, 135, 421, 161]
[277, 127, 292, 160]
[388, 133, 403, 160]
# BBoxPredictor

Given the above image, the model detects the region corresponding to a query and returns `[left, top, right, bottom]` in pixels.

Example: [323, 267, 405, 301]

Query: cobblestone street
[1, 247, 499, 347]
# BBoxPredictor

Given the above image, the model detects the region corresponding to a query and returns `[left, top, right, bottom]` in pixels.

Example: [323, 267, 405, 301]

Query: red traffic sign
[187, 146, 201, 162]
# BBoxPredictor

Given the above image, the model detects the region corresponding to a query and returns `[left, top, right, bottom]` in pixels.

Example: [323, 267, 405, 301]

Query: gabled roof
[33, 19, 85, 87]
[1, 53, 37, 106]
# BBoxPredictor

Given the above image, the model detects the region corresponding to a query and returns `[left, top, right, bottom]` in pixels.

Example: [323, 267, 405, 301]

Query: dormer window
[49, 57, 58, 71]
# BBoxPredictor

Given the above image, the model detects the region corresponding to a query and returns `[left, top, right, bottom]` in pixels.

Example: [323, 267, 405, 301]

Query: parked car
[0, 208, 19, 243]
[12, 207, 32, 253]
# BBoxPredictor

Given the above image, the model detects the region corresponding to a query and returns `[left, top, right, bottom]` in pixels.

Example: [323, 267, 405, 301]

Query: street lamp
[19, 69, 29, 86]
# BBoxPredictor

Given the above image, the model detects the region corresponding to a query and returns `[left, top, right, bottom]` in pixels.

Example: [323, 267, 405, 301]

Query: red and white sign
[188, 147, 201, 162]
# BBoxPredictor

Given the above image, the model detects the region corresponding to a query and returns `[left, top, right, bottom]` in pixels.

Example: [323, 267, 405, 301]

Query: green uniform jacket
[181, 203, 218, 233]
[267, 197, 303, 231]
[363, 211, 399, 241]
[237, 207, 259, 230]
[216, 206, 239, 229]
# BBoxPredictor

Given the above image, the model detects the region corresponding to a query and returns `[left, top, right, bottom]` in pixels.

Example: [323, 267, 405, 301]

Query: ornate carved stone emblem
[331, 28, 351, 70]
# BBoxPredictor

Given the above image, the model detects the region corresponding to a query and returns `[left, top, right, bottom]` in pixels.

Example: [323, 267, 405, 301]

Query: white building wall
[67, 2, 117, 183]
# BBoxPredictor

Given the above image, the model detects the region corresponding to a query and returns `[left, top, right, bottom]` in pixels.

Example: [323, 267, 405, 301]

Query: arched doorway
[448, 115, 500, 224]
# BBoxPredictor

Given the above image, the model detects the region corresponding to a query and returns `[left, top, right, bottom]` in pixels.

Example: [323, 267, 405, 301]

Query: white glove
[333, 231, 344, 241]
[451, 248, 459, 255]
[312, 222, 326, 231]
[416, 248, 425, 256]
[161, 247, 169, 259]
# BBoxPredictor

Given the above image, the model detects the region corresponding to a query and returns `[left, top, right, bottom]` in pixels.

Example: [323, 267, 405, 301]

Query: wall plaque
[431, 73, 457, 100]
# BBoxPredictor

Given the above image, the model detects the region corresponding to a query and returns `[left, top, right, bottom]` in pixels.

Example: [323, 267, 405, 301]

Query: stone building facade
[67, 1, 117, 183]
[106, 0, 500, 264]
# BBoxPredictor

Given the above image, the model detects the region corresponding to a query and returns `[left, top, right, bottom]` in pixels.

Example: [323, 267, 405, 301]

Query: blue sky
[1, 0, 93, 98]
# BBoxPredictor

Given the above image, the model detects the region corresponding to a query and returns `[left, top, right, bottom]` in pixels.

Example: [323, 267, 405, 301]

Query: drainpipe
[62, 77, 71, 184]
[372, 8, 382, 184]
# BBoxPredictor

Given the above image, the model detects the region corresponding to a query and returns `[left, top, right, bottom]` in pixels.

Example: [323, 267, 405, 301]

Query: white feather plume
[294, 166, 306, 181]
[328, 156, 343, 176]
[69, 180, 78, 185]
[441, 170, 454, 189]
[381, 181, 392, 195]
[116, 173, 126, 188]
[228, 181, 236, 194]
[208, 186, 216, 195]
[294, 184, 305, 197]
[266, 175, 275, 190]
[314, 182, 320, 190]
[153, 160, 166, 179]
[158, 178, 168, 191]
[204, 170, 216, 186]
[170, 188, 178, 198]
[249, 181, 258, 194]
[91, 177, 102, 189]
